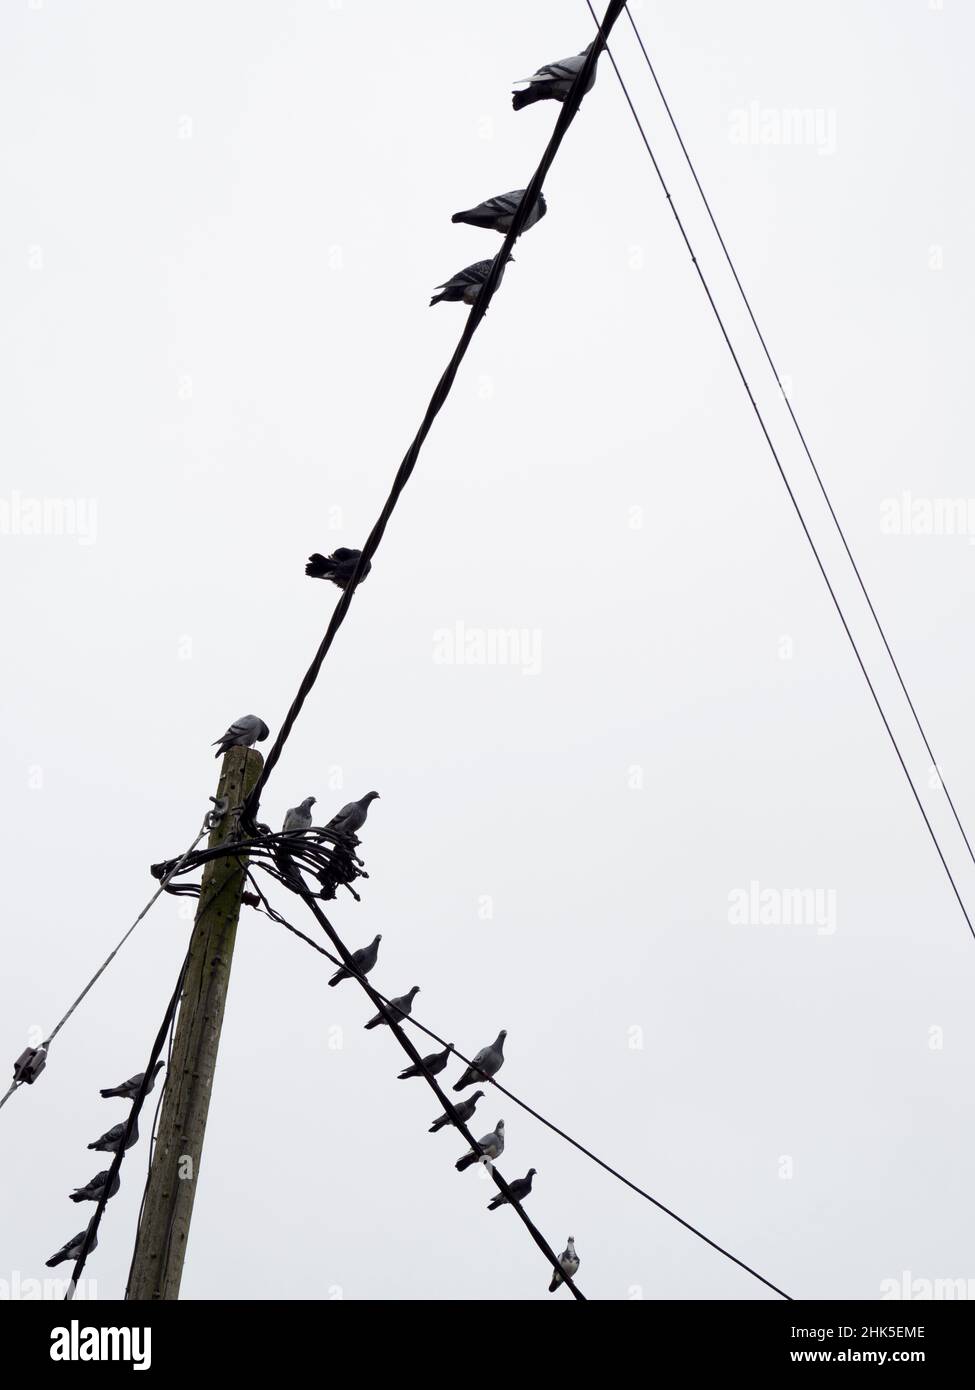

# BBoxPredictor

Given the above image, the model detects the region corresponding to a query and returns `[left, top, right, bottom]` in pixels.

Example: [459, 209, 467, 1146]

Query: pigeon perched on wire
[212, 715, 270, 759]
[46, 1224, 97, 1268]
[429, 1089, 485, 1133]
[283, 796, 316, 836]
[326, 791, 380, 838]
[512, 45, 598, 111]
[305, 548, 372, 590]
[70, 1169, 121, 1204]
[549, 1236, 580, 1293]
[364, 986, 420, 1031]
[100, 1060, 164, 1102]
[451, 189, 547, 235]
[87, 1114, 139, 1154]
[487, 1167, 536, 1211]
[456, 1120, 505, 1172]
[430, 255, 512, 308]
[328, 934, 382, 987]
[453, 1030, 506, 1091]
[398, 1043, 453, 1081]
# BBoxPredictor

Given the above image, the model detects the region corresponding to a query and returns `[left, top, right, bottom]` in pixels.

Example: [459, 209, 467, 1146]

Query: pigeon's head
[374, 933, 383, 943]
[471, 1090, 485, 1102]
[409, 985, 420, 998]
[527, 1168, 537, 1177]
[257, 720, 270, 741]
[496, 1029, 508, 1047]
[151, 1060, 165, 1076]
[363, 790, 380, 804]
[496, 1120, 505, 1133]
[301, 796, 317, 811]
[567, 1235, 575, 1245]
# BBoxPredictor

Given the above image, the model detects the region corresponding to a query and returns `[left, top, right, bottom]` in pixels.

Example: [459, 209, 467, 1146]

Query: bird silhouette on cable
[212, 715, 269, 759]
[453, 1030, 506, 1090]
[398, 1043, 453, 1081]
[46, 1224, 97, 1268]
[70, 1169, 121, 1204]
[329, 934, 382, 987]
[451, 189, 546, 235]
[364, 986, 419, 1030]
[487, 1167, 536, 1211]
[305, 548, 371, 590]
[456, 1120, 505, 1172]
[512, 45, 597, 110]
[326, 791, 380, 838]
[549, 1236, 580, 1293]
[100, 1060, 163, 1101]
[430, 255, 512, 307]
[88, 1115, 139, 1154]
[428, 1089, 484, 1134]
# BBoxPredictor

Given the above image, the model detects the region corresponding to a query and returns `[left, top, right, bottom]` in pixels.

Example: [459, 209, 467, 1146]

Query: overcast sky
[2, 0, 974, 1302]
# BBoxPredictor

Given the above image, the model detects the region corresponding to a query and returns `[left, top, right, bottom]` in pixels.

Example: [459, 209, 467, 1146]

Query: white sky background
[1, 0, 974, 1301]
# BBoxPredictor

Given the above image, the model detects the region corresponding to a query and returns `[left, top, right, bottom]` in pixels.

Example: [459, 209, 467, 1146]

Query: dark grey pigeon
[456, 1120, 505, 1172]
[70, 1169, 121, 1204]
[430, 255, 512, 307]
[364, 986, 419, 1031]
[398, 1043, 453, 1081]
[283, 796, 316, 835]
[306, 548, 371, 589]
[451, 189, 546, 235]
[327, 791, 380, 837]
[512, 45, 597, 110]
[329, 934, 382, 987]
[453, 1030, 506, 1091]
[88, 1114, 139, 1154]
[100, 1059, 164, 1101]
[429, 1089, 484, 1134]
[487, 1166, 536, 1211]
[213, 715, 270, 759]
[46, 1223, 97, 1268]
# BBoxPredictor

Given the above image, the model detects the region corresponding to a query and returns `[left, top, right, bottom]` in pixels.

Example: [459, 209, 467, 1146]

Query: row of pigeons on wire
[45, 1062, 165, 1271]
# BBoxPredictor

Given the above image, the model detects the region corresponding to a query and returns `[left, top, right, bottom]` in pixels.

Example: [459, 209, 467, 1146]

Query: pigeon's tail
[452, 1075, 472, 1092]
[86, 1140, 101, 1151]
[363, 1018, 381, 1031]
[305, 553, 336, 580]
[46, 1251, 69, 1268]
[397, 1065, 420, 1080]
[68, 1193, 87, 1204]
[212, 739, 233, 759]
[548, 1271, 561, 1293]
[455, 1152, 478, 1173]
[512, 85, 547, 111]
[428, 1114, 450, 1133]
[429, 291, 448, 307]
[98, 1086, 123, 1099]
[451, 209, 494, 229]
[327, 968, 348, 988]
[487, 1193, 505, 1211]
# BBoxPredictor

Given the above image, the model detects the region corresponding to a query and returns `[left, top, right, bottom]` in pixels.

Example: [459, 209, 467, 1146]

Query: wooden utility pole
[127, 745, 262, 1300]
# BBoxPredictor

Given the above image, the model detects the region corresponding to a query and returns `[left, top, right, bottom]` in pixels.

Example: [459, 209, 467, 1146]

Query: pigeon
[549, 1236, 580, 1293]
[87, 1114, 139, 1154]
[453, 1030, 506, 1091]
[398, 1043, 453, 1081]
[70, 1169, 121, 1204]
[46, 1224, 98, 1268]
[213, 715, 270, 759]
[451, 189, 547, 235]
[512, 45, 598, 111]
[364, 986, 420, 1031]
[456, 1120, 505, 1172]
[329, 934, 382, 987]
[429, 1089, 485, 1133]
[326, 791, 380, 838]
[100, 1060, 164, 1101]
[487, 1167, 536, 1211]
[430, 255, 512, 308]
[305, 548, 372, 589]
[283, 796, 316, 836]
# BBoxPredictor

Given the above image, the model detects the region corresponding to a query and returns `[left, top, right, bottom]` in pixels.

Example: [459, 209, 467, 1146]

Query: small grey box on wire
[12, 1046, 47, 1085]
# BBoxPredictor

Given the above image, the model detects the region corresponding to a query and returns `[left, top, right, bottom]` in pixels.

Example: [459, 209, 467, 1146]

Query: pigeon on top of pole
[487, 1167, 536, 1211]
[305, 548, 371, 590]
[328, 934, 382, 987]
[428, 1089, 484, 1134]
[453, 1030, 506, 1090]
[212, 715, 270, 759]
[512, 45, 598, 110]
[100, 1060, 164, 1102]
[451, 189, 546, 235]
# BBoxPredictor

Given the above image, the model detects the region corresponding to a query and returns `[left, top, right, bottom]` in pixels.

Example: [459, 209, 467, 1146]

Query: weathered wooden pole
[126, 745, 262, 1300]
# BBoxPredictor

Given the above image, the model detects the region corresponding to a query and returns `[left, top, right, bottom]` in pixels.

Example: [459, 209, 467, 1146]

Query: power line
[243, 2, 629, 825]
[584, 0, 975, 943]
[247, 875, 790, 1300]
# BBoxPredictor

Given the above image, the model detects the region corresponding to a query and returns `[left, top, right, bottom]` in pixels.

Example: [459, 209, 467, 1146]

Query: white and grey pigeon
[283, 796, 316, 836]
[430, 255, 512, 307]
[512, 45, 598, 110]
[456, 1119, 505, 1172]
[326, 791, 380, 837]
[429, 1089, 485, 1134]
[364, 985, 420, 1031]
[70, 1169, 121, 1204]
[329, 933, 382, 987]
[452, 1030, 506, 1091]
[100, 1060, 164, 1101]
[451, 189, 547, 235]
[487, 1166, 536, 1211]
[549, 1236, 580, 1293]
[46, 1223, 97, 1268]
[212, 714, 270, 759]
[88, 1114, 139, 1154]
[398, 1043, 453, 1081]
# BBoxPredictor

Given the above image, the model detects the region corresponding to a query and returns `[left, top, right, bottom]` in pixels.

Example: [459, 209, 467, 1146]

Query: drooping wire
[584, 0, 975, 943]
[246, 872, 790, 1299]
[621, 2, 975, 876]
[243, 1, 629, 825]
